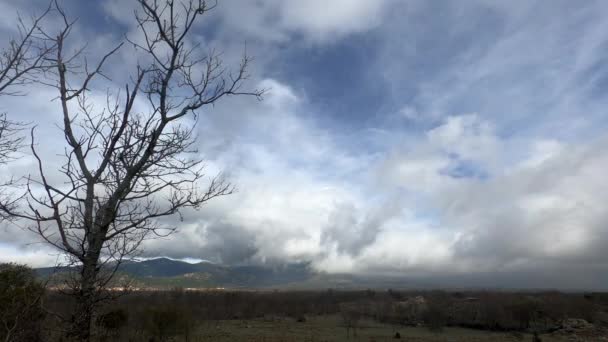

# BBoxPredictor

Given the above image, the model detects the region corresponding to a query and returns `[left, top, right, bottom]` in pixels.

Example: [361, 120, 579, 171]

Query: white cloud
[427, 114, 497, 163]
[101, 0, 388, 43]
[211, 0, 388, 42]
[277, 0, 387, 40]
[0, 242, 63, 268]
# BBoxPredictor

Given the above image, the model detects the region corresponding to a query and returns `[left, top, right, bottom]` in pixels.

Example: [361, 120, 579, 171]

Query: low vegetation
[0, 263, 45, 342]
[3, 263, 608, 341]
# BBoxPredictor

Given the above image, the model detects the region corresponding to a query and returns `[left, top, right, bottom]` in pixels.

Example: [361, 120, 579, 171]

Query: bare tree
[340, 302, 362, 339]
[0, 3, 53, 96]
[0, 4, 54, 219]
[0, 1, 263, 340]
[0, 113, 25, 220]
[0, 114, 24, 165]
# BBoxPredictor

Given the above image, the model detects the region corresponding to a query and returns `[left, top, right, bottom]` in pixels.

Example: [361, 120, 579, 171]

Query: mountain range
[35, 257, 426, 290]
[37, 258, 315, 289]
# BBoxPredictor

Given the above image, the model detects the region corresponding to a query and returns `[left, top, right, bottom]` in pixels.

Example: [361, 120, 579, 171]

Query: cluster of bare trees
[0, 1, 262, 340]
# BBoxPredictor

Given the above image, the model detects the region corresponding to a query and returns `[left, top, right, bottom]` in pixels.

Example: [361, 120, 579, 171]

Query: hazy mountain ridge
[35, 258, 426, 289]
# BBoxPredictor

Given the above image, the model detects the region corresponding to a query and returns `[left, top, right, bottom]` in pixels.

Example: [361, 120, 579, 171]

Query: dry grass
[39, 289, 607, 341]
[177, 315, 573, 342]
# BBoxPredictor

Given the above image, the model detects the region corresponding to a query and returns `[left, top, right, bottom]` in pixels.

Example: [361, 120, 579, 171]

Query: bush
[0, 263, 46, 342]
[509, 297, 539, 329]
[96, 308, 128, 339]
[143, 306, 194, 341]
[423, 301, 448, 331]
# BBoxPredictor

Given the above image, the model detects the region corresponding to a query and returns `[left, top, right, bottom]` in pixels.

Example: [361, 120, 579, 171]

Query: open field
[35, 289, 608, 341]
[188, 315, 581, 342]
[70, 314, 606, 341]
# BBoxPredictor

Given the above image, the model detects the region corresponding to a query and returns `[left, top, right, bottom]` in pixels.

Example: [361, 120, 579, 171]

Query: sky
[1, 0, 608, 289]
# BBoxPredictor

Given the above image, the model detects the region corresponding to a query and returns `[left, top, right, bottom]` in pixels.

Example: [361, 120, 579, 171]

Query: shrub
[143, 306, 194, 341]
[96, 308, 128, 339]
[423, 301, 448, 331]
[0, 263, 46, 342]
[509, 297, 539, 329]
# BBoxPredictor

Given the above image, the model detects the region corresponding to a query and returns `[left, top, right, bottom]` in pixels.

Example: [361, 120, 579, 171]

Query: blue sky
[1, 0, 608, 289]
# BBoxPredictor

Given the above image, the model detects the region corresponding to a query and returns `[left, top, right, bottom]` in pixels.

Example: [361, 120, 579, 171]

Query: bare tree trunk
[70, 288, 94, 341]
[69, 254, 100, 341]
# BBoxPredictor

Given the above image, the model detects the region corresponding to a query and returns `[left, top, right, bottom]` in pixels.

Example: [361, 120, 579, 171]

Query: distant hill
[36, 258, 316, 289]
